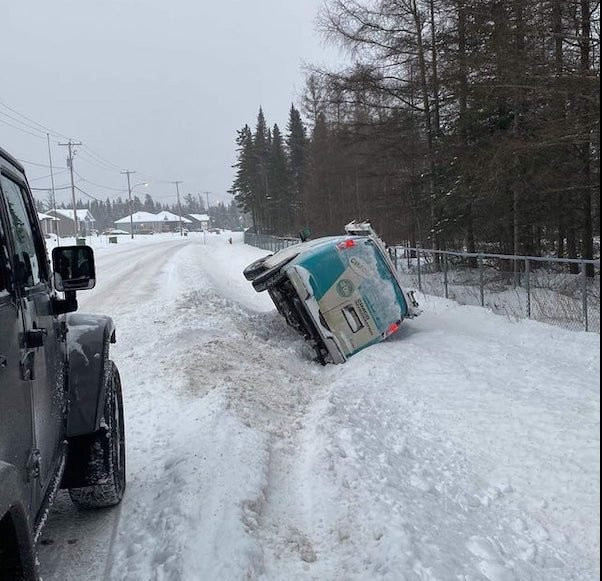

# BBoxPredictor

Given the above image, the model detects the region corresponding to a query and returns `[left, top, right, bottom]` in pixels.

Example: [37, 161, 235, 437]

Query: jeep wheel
[69, 361, 126, 508]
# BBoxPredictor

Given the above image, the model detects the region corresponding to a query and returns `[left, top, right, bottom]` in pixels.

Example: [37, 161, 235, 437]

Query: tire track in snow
[37, 240, 192, 581]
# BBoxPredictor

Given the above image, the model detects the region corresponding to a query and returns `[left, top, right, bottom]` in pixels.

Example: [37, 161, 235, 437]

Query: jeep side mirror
[52, 246, 96, 292]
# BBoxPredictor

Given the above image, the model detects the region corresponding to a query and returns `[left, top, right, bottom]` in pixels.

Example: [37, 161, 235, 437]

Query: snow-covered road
[38, 233, 600, 581]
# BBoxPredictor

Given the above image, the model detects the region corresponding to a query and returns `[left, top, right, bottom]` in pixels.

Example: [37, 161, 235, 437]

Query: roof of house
[50, 209, 96, 222]
[114, 211, 161, 224]
[37, 212, 60, 221]
[188, 214, 210, 222]
[155, 210, 192, 223]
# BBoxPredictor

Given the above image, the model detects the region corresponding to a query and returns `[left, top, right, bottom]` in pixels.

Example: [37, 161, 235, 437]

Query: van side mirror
[52, 245, 96, 292]
[299, 228, 312, 242]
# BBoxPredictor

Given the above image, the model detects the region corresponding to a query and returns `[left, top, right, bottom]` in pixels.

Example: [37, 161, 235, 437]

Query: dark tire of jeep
[0, 517, 24, 581]
[69, 361, 126, 509]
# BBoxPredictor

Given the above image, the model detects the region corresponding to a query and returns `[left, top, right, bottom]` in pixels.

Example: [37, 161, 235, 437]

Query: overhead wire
[29, 169, 69, 182]
[2, 100, 180, 189]
[0, 117, 47, 140]
[0, 100, 71, 140]
[73, 170, 126, 192]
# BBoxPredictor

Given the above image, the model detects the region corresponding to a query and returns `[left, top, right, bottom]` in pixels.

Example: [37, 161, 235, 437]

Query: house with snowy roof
[186, 213, 210, 231]
[114, 211, 192, 234]
[47, 208, 96, 237]
[37, 212, 61, 235]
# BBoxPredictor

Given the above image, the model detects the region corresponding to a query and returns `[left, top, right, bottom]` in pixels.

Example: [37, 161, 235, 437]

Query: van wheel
[69, 361, 126, 509]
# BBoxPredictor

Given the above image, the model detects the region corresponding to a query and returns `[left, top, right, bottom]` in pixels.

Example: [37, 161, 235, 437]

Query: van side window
[0, 174, 45, 288]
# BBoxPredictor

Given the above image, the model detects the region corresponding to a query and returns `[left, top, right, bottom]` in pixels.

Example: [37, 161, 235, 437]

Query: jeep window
[0, 211, 10, 296]
[0, 174, 46, 288]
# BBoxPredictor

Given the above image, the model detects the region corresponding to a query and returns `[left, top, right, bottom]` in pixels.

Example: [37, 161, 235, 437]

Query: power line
[75, 185, 103, 202]
[0, 117, 47, 140]
[77, 149, 123, 173]
[2, 100, 179, 190]
[73, 170, 126, 192]
[29, 169, 69, 182]
[17, 158, 56, 168]
[81, 145, 122, 171]
[0, 110, 53, 136]
[0, 100, 70, 140]
[31, 184, 74, 192]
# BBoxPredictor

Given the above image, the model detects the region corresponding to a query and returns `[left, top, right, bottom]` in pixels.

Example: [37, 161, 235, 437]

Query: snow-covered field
[38, 232, 600, 581]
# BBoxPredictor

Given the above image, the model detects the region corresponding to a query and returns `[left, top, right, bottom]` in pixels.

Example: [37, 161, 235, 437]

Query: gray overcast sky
[2, 0, 339, 207]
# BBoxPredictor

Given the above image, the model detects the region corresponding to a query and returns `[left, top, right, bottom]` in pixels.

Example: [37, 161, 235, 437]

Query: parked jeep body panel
[65, 314, 116, 437]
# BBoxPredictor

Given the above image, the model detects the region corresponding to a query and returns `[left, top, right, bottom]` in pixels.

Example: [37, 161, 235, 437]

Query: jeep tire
[69, 361, 126, 508]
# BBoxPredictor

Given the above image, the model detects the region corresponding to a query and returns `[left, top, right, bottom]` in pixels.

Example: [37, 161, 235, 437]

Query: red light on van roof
[337, 239, 356, 250]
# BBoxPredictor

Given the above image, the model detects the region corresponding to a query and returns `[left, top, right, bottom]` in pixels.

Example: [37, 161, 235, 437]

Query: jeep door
[0, 172, 65, 504]
[0, 189, 34, 511]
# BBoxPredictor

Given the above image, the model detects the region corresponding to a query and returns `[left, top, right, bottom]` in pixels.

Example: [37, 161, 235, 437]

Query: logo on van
[337, 279, 355, 298]
[349, 256, 372, 279]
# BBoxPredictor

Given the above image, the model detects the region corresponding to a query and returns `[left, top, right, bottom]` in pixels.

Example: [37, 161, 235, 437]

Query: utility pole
[59, 139, 82, 236]
[202, 191, 211, 229]
[121, 170, 136, 239]
[202, 191, 211, 211]
[47, 134, 60, 244]
[173, 181, 183, 236]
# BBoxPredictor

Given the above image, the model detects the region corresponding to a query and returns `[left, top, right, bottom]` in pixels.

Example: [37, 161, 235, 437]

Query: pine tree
[286, 104, 307, 230]
[229, 124, 257, 225]
[269, 124, 293, 235]
[253, 108, 271, 232]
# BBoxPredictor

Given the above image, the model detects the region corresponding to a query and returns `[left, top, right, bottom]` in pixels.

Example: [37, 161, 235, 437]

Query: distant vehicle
[0, 147, 126, 580]
[102, 228, 129, 236]
[208, 228, 221, 234]
[244, 222, 420, 365]
[137, 229, 155, 235]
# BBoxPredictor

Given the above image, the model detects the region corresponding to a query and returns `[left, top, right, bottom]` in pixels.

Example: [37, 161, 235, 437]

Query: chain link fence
[244, 231, 300, 252]
[390, 247, 600, 333]
[243, 232, 600, 333]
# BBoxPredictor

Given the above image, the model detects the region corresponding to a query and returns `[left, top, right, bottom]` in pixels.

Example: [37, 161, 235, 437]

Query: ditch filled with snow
[38, 232, 600, 581]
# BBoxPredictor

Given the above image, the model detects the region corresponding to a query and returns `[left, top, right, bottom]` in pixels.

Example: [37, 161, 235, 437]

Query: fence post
[582, 261, 589, 332]
[394, 247, 399, 270]
[443, 253, 449, 299]
[478, 255, 485, 307]
[417, 246, 422, 292]
[525, 258, 531, 319]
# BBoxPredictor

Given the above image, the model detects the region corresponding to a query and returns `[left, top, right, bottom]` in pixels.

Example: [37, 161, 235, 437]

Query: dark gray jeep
[0, 147, 126, 580]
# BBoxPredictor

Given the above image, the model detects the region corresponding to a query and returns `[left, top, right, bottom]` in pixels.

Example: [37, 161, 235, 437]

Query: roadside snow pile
[38, 234, 600, 581]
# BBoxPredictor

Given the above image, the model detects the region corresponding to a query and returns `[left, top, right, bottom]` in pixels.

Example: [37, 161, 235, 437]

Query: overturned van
[244, 223, 420, 364]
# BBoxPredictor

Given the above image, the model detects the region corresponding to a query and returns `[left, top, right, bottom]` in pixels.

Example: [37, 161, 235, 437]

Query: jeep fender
[65, 314, 116, 438]
[0, 462, 37, 579]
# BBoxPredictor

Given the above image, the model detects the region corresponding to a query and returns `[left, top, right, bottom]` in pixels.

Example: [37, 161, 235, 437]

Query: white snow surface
[37, 232, 600, 581]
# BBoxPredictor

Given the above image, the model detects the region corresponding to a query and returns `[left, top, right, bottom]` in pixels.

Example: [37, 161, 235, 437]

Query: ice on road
[38, 232, 600, 581]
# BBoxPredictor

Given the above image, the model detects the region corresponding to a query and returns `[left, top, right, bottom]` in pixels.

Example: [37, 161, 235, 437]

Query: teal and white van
[245, 223, 420, 364]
